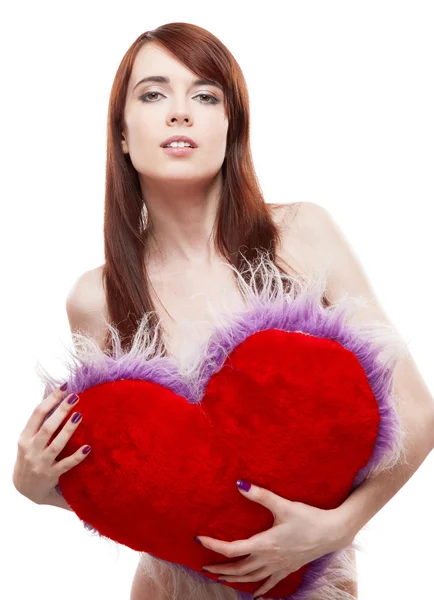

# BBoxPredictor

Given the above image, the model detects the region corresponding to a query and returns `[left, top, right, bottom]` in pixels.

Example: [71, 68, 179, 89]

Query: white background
[2, 1, 433, 598]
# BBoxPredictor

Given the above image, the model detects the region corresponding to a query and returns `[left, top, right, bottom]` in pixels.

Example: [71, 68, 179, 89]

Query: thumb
[236, 480, 284, 517]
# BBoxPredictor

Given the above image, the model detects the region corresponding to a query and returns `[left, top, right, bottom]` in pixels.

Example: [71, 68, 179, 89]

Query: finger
[237, 480, 288, 518]
[43, 406, 84, 461]
[54, 442, 92, 476]
[252, 572, 282, 599]
[34, 392, 80, 452]
[203, 556, 263, 576]
[217, 566, 271, 584]
[196, 532, 262, 558]
[42, 394, 67, 423]
[20, 384, 69, 440]
[38, 385, 68, 425]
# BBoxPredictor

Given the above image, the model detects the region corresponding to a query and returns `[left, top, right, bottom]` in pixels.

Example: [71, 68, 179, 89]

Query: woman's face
[122, 42, 229, 187]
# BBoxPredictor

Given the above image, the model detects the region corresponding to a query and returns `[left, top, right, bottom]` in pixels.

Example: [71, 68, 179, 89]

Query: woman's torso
[85, 201, 359, 596]
[91, 202, 317, 359]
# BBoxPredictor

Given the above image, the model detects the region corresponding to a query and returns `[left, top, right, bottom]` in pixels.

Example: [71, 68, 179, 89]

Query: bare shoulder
[270, 200, 332, 244]
[287, 201, 340, 248]
[269, 201, 330, 277]
[65, 266, 108, 350]
[268, 201, 302, 228]
[70, 203, 328, 345]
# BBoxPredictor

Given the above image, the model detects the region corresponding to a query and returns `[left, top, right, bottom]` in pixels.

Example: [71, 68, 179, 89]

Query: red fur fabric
[49, 329, 381, 599]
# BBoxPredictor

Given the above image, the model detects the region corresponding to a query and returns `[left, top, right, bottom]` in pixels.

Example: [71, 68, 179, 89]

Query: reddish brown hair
[102, 22, 328, 355]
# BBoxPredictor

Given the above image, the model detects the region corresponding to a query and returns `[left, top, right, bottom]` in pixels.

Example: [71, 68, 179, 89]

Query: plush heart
[40, 267, 406, 600]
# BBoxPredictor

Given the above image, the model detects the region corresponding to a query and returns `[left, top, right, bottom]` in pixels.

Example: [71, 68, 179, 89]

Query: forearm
[338, 410, 434, 543]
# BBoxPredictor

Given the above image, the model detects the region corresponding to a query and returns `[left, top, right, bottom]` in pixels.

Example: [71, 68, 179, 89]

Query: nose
[171, 115, 190, 123]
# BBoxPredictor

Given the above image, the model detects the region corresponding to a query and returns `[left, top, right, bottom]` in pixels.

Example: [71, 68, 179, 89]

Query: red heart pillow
[39, 270, 406, 600]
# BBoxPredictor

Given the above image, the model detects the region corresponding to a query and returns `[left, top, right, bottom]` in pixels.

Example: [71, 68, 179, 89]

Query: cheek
[204, 141, 227, 167]
[200, 121, 228, 160]
[126, 118, 163, 169]
[125, 105, 158, 142]
[204, 136, 227, 167]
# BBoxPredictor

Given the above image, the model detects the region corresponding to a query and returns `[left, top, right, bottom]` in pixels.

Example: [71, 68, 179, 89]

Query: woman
[15, 21, 434, 600]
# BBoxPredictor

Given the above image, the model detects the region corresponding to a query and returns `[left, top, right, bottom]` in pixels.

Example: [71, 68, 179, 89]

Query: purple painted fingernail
[67, 394, 79, 405]
[71, 412, 82, 424]
[193, 536, 202, 545]
[60, 382, 68, 391]
[237, 480, 251, 492]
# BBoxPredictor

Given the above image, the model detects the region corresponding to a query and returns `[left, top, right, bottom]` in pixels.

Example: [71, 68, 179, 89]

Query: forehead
[129, 43, 202, 90]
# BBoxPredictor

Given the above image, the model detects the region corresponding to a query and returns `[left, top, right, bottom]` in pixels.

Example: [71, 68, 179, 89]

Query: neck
[142, 174, 223, 269]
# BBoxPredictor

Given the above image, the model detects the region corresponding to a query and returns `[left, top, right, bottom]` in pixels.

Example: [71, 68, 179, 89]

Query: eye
[195, 93, 219, 104]
[139, 92, 219, 105]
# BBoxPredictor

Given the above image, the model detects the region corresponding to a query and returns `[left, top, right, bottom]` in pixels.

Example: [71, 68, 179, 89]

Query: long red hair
[102, 22, 328, 355]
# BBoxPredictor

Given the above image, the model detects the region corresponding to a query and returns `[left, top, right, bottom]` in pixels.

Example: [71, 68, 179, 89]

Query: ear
[121, 133, 129, 154]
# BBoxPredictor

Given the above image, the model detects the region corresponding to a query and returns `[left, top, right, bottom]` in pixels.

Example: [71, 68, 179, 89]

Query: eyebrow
[132, 75, 223, 93]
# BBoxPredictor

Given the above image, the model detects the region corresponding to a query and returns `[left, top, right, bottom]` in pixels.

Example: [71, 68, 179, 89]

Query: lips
[160, 135, 198, 148]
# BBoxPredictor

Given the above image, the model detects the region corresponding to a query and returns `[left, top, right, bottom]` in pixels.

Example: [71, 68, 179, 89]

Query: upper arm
[292, 201, 434, 443]
[294, 201, 388, 323]
[66, 267, 109, 352]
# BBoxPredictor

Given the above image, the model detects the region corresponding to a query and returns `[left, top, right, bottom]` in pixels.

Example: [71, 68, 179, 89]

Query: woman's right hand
[12, 384, 91, 506]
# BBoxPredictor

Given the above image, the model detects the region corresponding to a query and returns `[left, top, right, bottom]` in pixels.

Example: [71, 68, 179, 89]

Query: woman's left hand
[195, 480, 350, 599]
